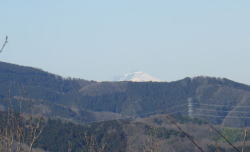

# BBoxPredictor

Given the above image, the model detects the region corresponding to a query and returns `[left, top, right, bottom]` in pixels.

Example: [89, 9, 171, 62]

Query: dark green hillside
[36, 119, 127, 152]
[0, 61, 85, 92]
[0, 61, 99, 122]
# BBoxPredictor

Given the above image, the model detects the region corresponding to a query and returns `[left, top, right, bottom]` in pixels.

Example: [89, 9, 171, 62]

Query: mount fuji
[114, 71, 161, 82]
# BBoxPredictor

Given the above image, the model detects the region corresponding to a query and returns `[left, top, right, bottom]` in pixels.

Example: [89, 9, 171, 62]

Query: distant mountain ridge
[1, 61, 250, 127]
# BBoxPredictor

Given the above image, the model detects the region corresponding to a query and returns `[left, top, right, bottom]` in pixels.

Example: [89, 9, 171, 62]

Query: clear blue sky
[0, 0, 250, 83]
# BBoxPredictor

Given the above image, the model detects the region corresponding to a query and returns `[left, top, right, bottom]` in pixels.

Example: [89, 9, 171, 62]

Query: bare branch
[0, 36, 8, 53]
[28, 116, 45, 152]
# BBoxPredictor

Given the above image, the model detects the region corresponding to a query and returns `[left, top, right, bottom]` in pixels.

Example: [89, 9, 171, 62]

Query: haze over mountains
[1, 61, 250, 151]
[1, 0, 250, 150]
[1, 61, 250, 127]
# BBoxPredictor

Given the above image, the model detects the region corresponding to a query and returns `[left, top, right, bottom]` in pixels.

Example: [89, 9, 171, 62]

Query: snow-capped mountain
[114, 71, 161, 82]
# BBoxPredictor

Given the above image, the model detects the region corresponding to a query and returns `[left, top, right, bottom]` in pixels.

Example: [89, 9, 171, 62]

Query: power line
[138, 103, 188, 117]
[192, 114, 250, 119]
[78, 102, 245, 152]
[85, 107, 188, 125]
[192, 103, 250, 108]
[190, 113, 242, 152]
[165, 114, 205, 152]
[195, 108, 250, 114]
[83, 102, 250, 125]
[81, 101, 245, 152]
[208, 124, 241, 152]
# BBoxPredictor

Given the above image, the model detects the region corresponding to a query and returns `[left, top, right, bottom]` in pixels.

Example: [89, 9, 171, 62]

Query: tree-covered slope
[1, 111, 247, 152]
[1, 61, 250, 127]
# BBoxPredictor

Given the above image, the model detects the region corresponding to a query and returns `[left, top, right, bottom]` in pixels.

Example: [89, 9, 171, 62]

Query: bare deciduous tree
[241, 128, 248, 152]
[0, 70, 45, 152]
[83, 132, 107, 152]
[27, 116, 45, 152]
[142, 135, 161, 152]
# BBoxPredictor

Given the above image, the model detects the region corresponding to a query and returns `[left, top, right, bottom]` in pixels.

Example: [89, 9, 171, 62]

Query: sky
[0, 0, 250, 84]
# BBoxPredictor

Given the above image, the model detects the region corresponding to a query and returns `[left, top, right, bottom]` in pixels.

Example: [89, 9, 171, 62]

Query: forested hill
[1, 61, 250, 127]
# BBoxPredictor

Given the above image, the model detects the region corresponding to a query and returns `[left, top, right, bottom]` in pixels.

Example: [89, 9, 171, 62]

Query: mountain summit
[114, 71, 161, 82]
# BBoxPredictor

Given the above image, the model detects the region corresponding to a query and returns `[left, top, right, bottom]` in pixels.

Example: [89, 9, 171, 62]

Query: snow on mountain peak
[114, 71, 161, 82]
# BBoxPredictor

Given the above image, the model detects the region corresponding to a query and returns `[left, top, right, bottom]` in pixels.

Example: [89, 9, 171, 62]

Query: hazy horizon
[1, 0, 250, 84]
